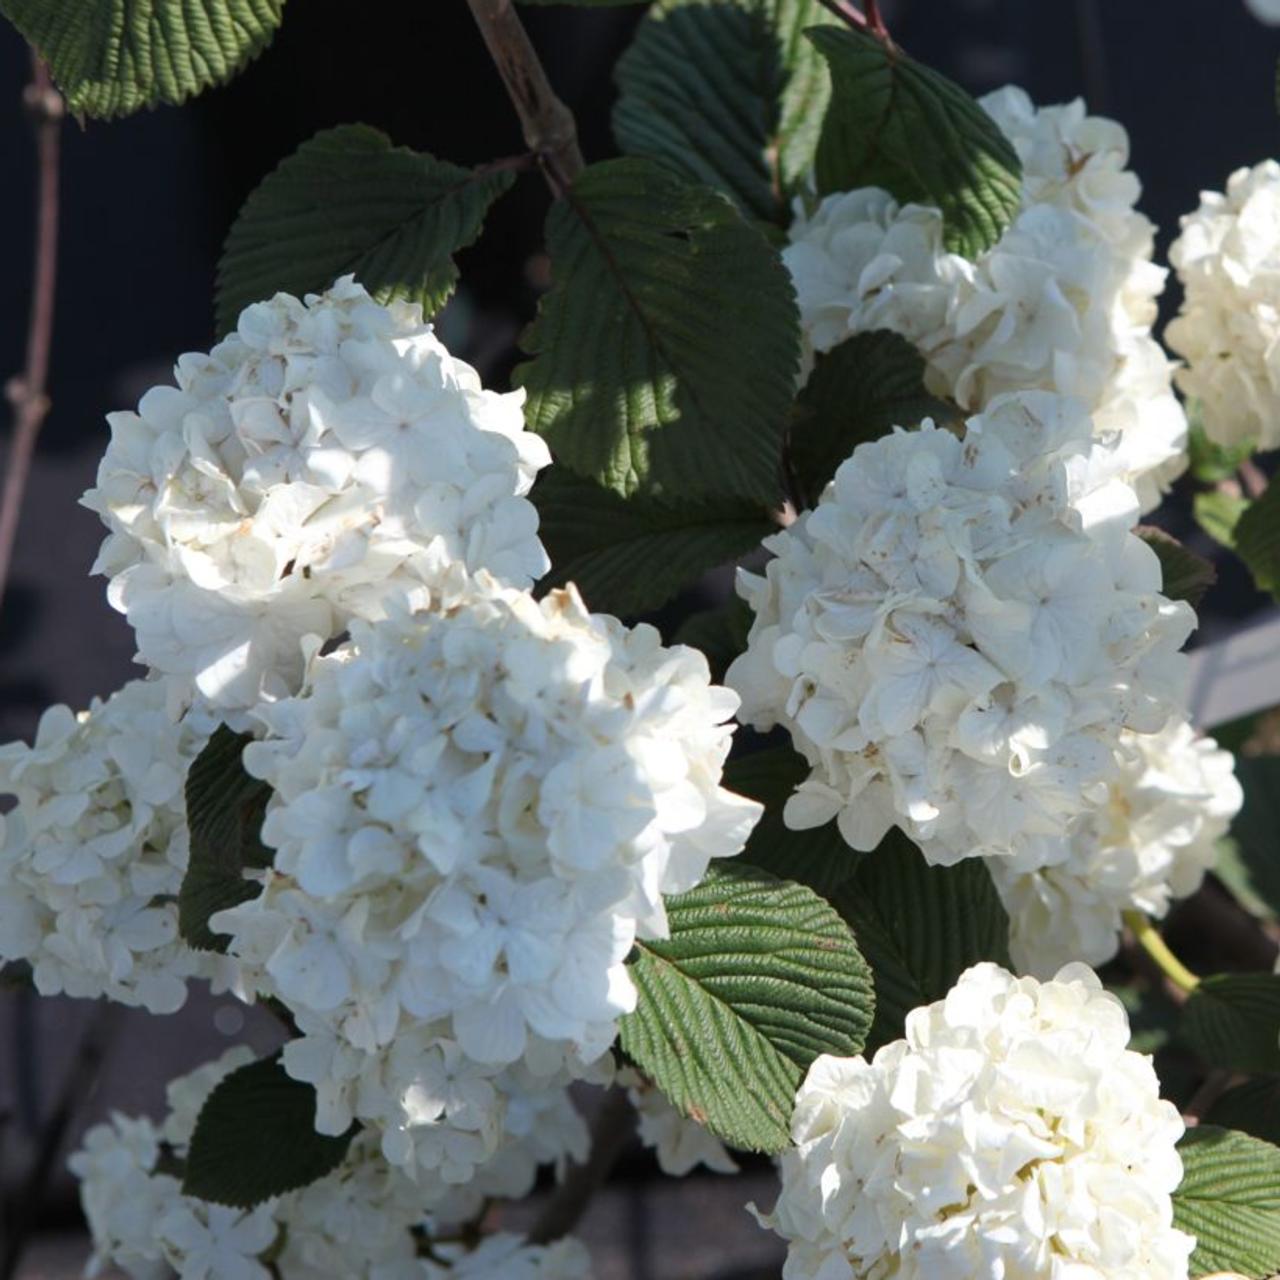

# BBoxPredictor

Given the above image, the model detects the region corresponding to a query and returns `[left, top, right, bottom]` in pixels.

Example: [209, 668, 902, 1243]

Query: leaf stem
[1123, 910, 1201, 995]
[464, 1, 584, 196]
[814, 0, 869, 31]
[0, 53, 63, 618]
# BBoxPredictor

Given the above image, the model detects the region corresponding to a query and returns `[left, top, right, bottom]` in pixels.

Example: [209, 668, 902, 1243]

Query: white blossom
[210, 577, 759, 1176]
[0, 677, 215, 1013]
[727, 392, 1193, 870]
[1166, 160, 1280, 449]
[783, 88, 1187, 509]
[430, 1234, 592, 1279]
[82, 276, 551, 718]
[759, 962, 1194, 1280]
[618, 1066, 739, 1176]
[991, 717, 1242, 975]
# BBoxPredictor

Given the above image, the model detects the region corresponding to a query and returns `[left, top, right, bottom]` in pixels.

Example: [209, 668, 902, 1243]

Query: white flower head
[728, 391, 1194, 871]
[760, 962, 1195, 1280]
[0, 677, 216, 1013]
[1166, 160, 1280, 449]
[618, 1066, 739, 1177]
[82, 276, 552, 718]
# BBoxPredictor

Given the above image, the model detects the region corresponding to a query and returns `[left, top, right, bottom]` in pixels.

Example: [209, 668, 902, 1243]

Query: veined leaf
[1181, 972, 1280, 1074]
[1235, 481, 1280, 599]
[1136, 526, 1217, 609]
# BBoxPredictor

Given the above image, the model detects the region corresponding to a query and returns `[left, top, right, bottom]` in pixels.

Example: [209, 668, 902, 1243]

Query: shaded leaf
[1181, 972, 1280, 1074]
[1236, 481, 1280, 599]
[1187, 420, 1256, 485]
[1214, 757, 1280, 922]
[1136, 526, 1217, 608]
[1205, 1078, 1280, 1148]
[1194, 491, 1250, 550]
[673, 597, 754, 682]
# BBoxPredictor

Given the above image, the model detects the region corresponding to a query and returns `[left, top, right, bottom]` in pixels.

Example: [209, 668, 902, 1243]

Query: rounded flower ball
[82, 276, 551, 716]
[991, 717, 1242, 975]
[727, 391, 1194, 869]
[211, 576, 760, 1171]
[0, 677, 214, 1013]
[759, 963, 1194, 1280]
[1166, 160, 1280, 449]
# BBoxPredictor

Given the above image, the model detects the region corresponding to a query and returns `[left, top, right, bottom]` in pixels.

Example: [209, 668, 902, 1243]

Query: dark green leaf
[1136, 526, 1217, 609]
[1172, 1125, 1280, 1279]
[516, 158, 800, 505]
[619, 862, 874, 1152]
[180, 725, 272, 952]
[1236, 482, 1280, 599]
[614, 0, 836, 224]
[834, 836, 1011, 1051]
[0, 0, 284, 118]
[184, 1052, 356, 1208]
[808, 25, 1021, 257]
[791, 330, 956, 503]
[216, 125, 515, 336]
[1181, 972, 1280, 1074]
[532, 467, 773, 615]
[673, 597, 754, 682]
[1194, 491, 1250, 550]
[722, 747, 862, 897]
[1214, 757, 1280, 922]
[1205, 1078, 1280, 1147]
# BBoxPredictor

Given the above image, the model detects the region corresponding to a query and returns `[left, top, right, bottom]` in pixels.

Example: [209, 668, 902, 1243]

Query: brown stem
[1183, 1069, 1239, 1125]
[864, 0, 891, 40]
[814, 0, 869, 31]
[464, 0, 584, 196]
[0, 54, 63, 616]
[1239, 458, 1269, 500]
[526, 1088, 635, 1246]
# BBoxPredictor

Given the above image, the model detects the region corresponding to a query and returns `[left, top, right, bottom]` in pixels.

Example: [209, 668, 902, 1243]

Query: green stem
[1123, 910, 1200, 995]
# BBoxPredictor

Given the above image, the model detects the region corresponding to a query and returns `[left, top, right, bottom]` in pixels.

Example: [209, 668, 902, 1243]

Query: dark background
[0, 2, 1277, 1274]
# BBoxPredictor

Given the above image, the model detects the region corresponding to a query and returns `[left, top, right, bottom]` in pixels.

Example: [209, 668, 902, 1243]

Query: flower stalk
[1123, 910, 1201, 995]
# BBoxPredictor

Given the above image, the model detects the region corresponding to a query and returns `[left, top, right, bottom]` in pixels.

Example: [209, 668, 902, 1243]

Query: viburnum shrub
[5, 1, 1280, 1277]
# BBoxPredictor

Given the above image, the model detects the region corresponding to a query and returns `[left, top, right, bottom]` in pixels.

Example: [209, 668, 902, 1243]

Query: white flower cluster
[728, 391, 1193, 868]
[993, 716, 1242, 975]
[785, 86, 1187, 509]
[212, 578, 759, 1177]
[617, 1066, 739, 1176]
[71, 1048, 592, 1280]
[1166, 160, 1280, 449]
[0, 677, 215, 1014]
[760, 962, 1194, 1280]
[82, 276, 551, 718]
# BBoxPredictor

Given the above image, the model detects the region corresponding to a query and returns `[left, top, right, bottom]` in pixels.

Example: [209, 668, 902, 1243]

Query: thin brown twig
[526, 1088, 636, 1246]
[1239, 457, 1269, 500]
[0, 53, 63, 616]
[464, 0, 583, 197]
[814, 0, 869, 31]
[864, 0, 891, 41]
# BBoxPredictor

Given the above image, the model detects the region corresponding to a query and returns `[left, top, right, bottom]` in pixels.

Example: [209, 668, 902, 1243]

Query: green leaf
[614, 0, 836, 225]
[1214, 757, 1280, 922]
[0, 0, 284, 119]
[519, 0, 645, 5]
[673, 597, 754, 682]
[1181, 972, 1280, 1074]
[184, 1052, 356, 1208]
[808, 25, 1021, 257]
[618, 861, 874, 1153]
[1235, 481, 1280, 599]
[1172, 1125, 1280, 1279]
[532, 467, 773, 615]
[1205, 1079, 1280, 1147]
[1194, 490, 1250, 550]
[722, 747, 863, 897]
[1136, 526, 1217, 609]
[791, 330, 956, 504]
[180, 725, 272, 953]
[834, 836, 1011, 1051]
[1187, 419, 1256, 485]
[516, 158, 800, 505]
[216, 125, 514, 336]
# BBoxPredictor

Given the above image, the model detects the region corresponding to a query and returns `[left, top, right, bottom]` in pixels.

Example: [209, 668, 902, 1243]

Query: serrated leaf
[834, 836, 1010, 1050]
[722, 747, 863, 897]
[1182, 973, 1280, 1074]
[516, 158, 800, 505]
[1235, 482, 1280, 599]
[1136, 526, 1217, 608]
[532, 467, 773, 615]
[673, 597, 754, 682]
[1214, 757, 1280, 922]
[1194, 491, 1250, 550]
[0, 0, 284, 119]
[808, 25, 1021, 258]
[216, 125, 514, 336]
[618, 862, 874, 1153]
[791, 329, 956, 504]
[180, 725, 272, 953]
[1205, 1079, 1280, 1147]
[614, 0, 836, 224]
[184, 1052, 356, 1208]
[1173, 1125, 1280, 1279]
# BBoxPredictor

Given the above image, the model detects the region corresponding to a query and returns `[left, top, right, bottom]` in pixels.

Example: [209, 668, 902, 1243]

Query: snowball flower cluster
[1166, 159, 1280, 449]
[82, 276, 551, 717]
[0, 677, 215, 1013]
[992, 717, 1242, 975]
[727, 391, 1193, 868]
[760, 962, 1194, 1279]
[71, 1047, 592, 1279]
[212, 576, 759, 1176]
[784, 87, 1186, 509]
